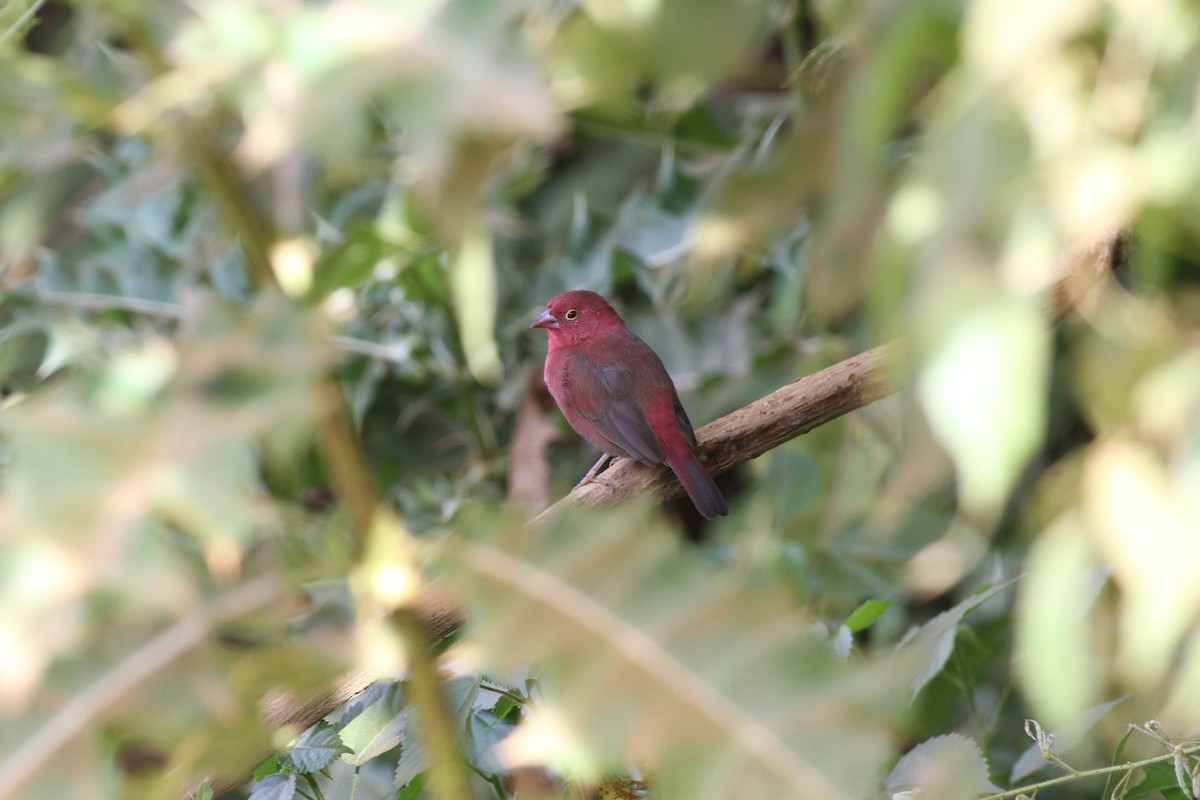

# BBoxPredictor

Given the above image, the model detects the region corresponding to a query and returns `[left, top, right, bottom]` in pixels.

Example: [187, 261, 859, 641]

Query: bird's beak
[531, 309, 558, 329]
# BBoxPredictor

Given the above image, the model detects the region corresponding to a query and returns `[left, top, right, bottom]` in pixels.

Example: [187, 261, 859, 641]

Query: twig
[980, 741, 1200, 800]
[17, 288, 186, 318]
[0, 576, 283, 800]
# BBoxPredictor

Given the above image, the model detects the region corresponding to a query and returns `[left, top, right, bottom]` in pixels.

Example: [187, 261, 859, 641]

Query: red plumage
[531, 290, 729, 519]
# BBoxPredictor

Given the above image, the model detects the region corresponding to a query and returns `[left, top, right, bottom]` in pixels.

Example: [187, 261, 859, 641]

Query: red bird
[531, 290, 728, 519]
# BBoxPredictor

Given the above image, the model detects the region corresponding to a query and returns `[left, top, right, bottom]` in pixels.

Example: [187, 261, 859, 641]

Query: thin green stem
[982, 742, 1200, 800]
[315, 385, 382, 552]
[192, 146, 278, 292]
[394, 610, 475, 800]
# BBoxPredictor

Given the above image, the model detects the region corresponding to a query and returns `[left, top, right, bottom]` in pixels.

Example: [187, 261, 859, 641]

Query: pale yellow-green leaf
[917, 299, 1049, 513]
[1014, 513, 1104, 728]
[450, 223, 501, 385]
[1084, 438, 1200, 688]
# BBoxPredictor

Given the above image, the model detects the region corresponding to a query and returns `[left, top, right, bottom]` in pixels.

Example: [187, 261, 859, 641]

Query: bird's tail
[667, 452, 728, 519]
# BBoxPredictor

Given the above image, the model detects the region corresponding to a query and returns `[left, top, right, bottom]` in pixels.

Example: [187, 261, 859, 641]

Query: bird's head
[531, 290, 622, 343]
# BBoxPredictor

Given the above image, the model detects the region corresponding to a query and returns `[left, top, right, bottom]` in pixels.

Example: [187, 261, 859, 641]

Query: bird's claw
[574, 454, 617, 491]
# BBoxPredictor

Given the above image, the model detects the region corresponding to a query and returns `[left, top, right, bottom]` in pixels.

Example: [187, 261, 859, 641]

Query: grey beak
[531, 309, 557, 329]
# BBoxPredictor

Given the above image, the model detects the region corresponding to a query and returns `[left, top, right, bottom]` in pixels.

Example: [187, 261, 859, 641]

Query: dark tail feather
[668, 453, 728, 519]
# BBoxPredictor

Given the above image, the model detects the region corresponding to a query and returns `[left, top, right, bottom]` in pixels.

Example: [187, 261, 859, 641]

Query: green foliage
[3, 0, 1200, 799]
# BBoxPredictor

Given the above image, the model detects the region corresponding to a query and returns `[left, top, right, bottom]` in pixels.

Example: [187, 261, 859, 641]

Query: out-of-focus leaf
[450, 222, 501, 385]
[1015, 513, 1106, 728]
[441, 503, 917, 800]
[393, 717, 426, 791]
[917, 298, 1049, 513]
[545, 0, 773, 115]
[464, 709, 518, 774]
[1084, 438, 1200, 689]
[883, 734, 1000, 800]
[307, 224, 391, 300]
[897, 580, 1012, 700]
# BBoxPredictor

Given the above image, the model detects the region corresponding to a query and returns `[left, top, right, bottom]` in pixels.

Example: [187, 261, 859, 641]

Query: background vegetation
[1, 0, 1199, 798]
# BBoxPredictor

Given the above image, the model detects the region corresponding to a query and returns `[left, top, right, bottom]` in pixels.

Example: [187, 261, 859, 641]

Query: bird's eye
[564, 309, 578, 320]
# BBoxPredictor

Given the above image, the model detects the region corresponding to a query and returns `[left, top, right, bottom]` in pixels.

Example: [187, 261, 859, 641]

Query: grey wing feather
[674, 398, 699, 448]
[572, 356, 663, 464]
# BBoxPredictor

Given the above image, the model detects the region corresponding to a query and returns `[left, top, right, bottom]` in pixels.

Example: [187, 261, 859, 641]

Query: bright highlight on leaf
[450, 223, 502, 386]
[355, 511, 423, 611]
[1084, 438, 1200, 688]
[270, 238, 316, 297]
[918, 299, 1049, 513]
[1015, 514, 1105, 727]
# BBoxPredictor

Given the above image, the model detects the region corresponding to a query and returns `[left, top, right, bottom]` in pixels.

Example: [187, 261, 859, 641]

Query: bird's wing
[566, 352, 663, 464]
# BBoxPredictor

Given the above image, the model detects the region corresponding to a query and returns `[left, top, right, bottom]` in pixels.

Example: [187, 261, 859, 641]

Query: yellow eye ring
[564, 309, 578, 320]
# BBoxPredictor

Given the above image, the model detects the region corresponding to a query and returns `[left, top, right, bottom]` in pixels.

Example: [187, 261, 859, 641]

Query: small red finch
[531, 290, 728, 519]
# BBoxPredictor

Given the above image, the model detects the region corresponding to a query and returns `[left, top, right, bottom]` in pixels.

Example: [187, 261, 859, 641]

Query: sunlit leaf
[917, 298, 1049, 513]
[1015, 513, 1105, 727]
[1084, 438, 1200, 688]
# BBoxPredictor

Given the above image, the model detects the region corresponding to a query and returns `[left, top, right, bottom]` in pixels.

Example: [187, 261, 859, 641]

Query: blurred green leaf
[918, 298, 1050, 513]
[1015, 514, 1105, 729]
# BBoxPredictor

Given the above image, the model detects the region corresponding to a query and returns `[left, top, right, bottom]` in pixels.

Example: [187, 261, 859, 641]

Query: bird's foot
[574, 454, 617, 491]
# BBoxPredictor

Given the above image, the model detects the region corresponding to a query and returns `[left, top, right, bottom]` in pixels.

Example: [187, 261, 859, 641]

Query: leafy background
[2, 0, 1200, 798]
